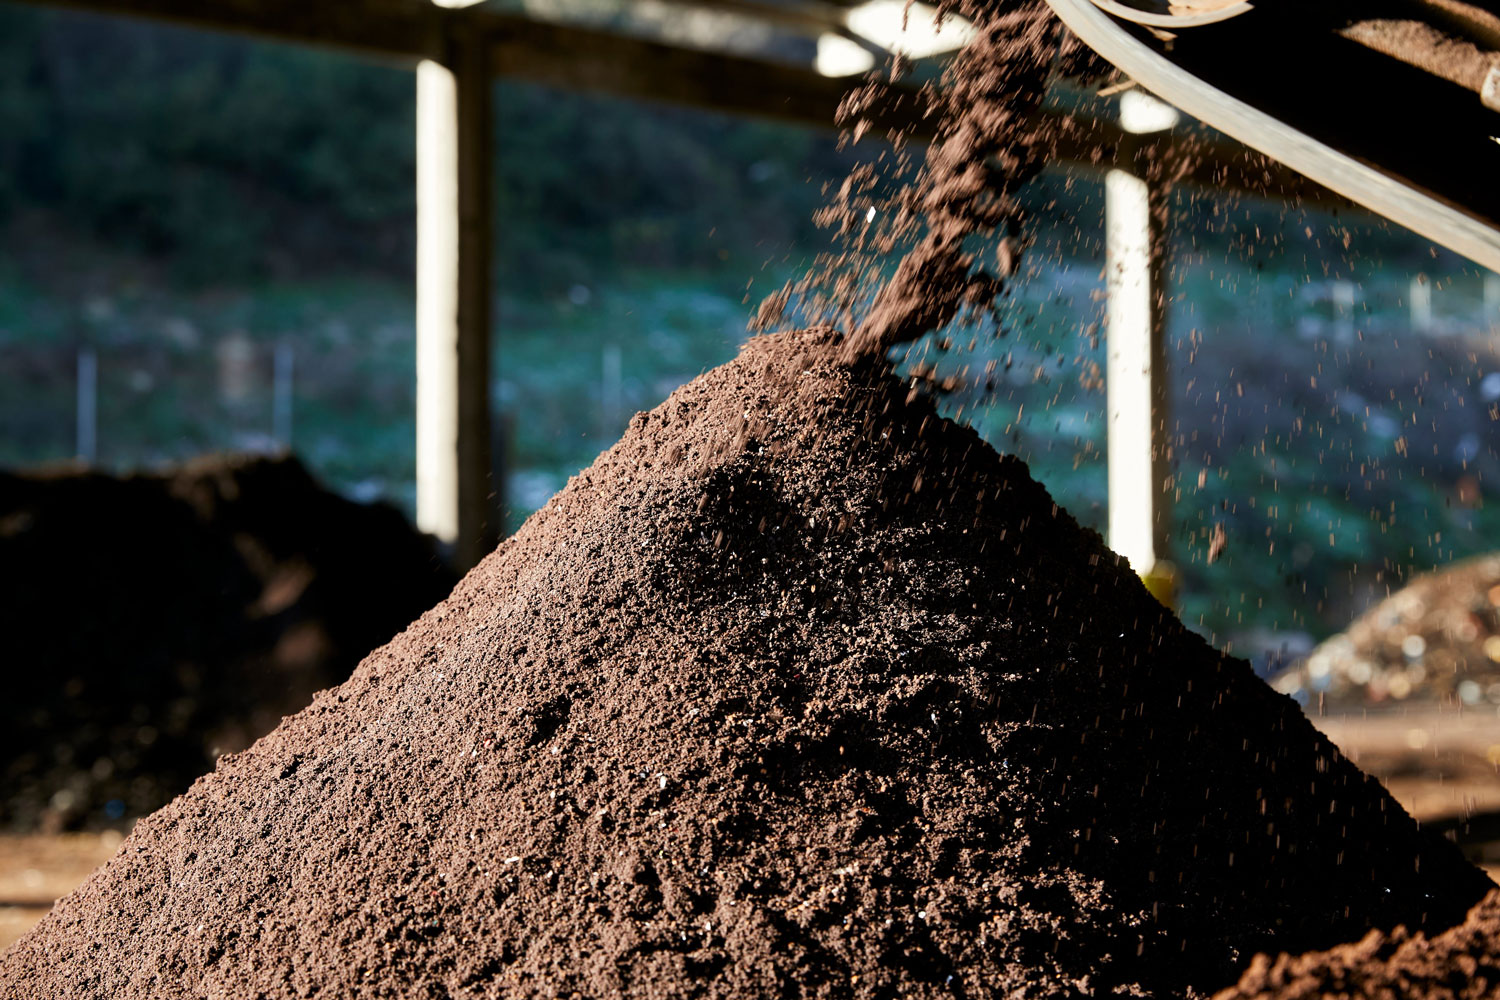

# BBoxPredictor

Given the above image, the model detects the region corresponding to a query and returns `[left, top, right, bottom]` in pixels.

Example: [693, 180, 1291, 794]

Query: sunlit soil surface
[1, 710, 1496, 954]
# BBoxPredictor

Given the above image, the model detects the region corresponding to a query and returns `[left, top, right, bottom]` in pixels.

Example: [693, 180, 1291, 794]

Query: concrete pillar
[1106, 90, 1176, 601]
[416, 21, 495, 571]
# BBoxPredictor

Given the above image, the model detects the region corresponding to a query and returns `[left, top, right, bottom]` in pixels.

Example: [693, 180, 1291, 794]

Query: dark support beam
[16, 0, 1349, 207]
[453, 19, 498, 569]
[26, 0, 868, 129]
[28, 0, 442, 58]
[487, 15, 896, 133]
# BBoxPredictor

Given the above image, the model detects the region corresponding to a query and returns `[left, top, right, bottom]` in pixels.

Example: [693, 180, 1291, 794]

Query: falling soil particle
[1217, 889, 1500, 1000]
[758, 0, 1100, 361]
[1, 329, 1488, 998]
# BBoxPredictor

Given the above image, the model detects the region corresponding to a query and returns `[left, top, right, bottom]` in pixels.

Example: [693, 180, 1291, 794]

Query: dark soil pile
[1218, 890, 1500, 1000]
[0, 454, 456, 831]
[2, 331, 1488, 998]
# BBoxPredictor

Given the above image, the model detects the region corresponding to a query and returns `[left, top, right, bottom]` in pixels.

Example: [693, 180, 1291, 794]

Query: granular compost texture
[1218, 889, 1500, 1000]
[1, 330, 1489, 998]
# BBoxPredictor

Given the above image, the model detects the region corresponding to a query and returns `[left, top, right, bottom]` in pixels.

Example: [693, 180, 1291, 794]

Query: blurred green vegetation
[2, 2, 1499, 661]
[0, 6, 415, 281]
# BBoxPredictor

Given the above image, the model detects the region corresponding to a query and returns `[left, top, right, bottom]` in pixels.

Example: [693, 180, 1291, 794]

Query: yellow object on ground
[1141, 560, 1178, 610]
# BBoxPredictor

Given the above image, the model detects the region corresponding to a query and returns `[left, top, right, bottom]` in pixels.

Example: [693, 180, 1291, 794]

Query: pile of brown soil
[1218, 890, 1500, 1000]
[1, 331, 1487, 997]
[0, 454, 456, 831]
[1272, 553, 1500, 710]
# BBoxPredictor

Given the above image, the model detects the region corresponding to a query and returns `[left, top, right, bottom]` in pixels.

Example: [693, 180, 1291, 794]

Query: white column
[1105, 168, 1157, 574]
[417, 57, 459, 545]
[416, 25, 493, 570]
[76, 347, 97, 464]
[1106, 90, 1176, 585]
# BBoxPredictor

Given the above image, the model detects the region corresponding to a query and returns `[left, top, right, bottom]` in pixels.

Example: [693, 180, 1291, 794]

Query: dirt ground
[1, 706, 1495, 955]
[0, 833, 119, 950]
[1315, 707, 1500, 873]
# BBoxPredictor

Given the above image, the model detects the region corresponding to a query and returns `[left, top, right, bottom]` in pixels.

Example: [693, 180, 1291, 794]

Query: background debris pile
[0, 454, 456, 831]
[1274, 554, 1500, 710]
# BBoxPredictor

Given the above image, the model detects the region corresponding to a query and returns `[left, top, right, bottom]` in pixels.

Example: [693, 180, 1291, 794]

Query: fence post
[76, 347, 97, 465]
[1410, 274, 1434, 332]
[1332, 280, 1356, 341]
[273, 342, 294, 449]
[601, 343, 623, 439]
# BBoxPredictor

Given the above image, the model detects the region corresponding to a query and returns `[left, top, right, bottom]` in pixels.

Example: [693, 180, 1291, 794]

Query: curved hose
[1086, 0, 1254, 28]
